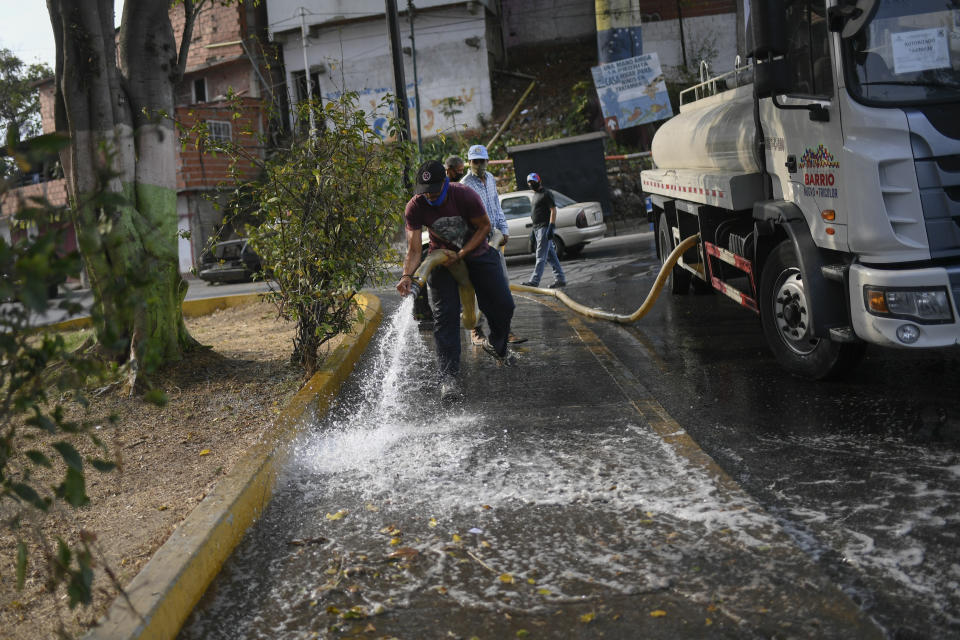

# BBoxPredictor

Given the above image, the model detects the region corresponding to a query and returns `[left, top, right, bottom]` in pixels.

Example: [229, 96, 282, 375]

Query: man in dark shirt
[397, 160, 516, 401]
[521, 172, 567, 288]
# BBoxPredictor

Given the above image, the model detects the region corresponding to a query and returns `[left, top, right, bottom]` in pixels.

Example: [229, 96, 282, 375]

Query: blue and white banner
[590, 52, 673, 132]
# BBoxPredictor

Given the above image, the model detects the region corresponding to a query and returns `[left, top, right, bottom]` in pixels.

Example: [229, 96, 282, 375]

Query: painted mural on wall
[323, 83, 478, 141]
[591, 52, 673, 132]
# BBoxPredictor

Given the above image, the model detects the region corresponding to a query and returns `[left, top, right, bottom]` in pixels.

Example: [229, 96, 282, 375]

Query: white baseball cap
[467, 144, 489, 160]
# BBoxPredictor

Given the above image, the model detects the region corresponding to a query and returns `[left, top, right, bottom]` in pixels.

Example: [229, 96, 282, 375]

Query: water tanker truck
[642, 0, 960, 378]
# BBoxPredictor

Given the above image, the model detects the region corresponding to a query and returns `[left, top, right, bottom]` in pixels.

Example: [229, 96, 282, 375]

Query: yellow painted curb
[85, 293, 383, 640]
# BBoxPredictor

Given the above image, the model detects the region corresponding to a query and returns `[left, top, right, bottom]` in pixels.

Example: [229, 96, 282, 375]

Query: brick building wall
[169, 2, 246, 73]
[176, 97, 267, 190]
[0, 179, 69, 217]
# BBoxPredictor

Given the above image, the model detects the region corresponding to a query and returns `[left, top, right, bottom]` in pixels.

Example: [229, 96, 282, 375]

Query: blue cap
[526, 172, 541, 184]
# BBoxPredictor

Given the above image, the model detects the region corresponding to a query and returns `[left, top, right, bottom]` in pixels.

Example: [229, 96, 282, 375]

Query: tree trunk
[48, 0, 197, 379]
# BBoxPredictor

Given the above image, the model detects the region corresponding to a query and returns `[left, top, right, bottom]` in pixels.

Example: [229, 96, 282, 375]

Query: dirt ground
[0, 301, 304, 640]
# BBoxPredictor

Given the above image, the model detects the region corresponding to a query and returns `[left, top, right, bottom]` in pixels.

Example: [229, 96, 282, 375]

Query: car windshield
[550, 190, 577, 207]
[845, 0, 960, 105]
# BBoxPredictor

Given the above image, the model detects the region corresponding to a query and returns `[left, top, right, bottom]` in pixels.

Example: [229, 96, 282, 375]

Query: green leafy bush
[1, 148, 116, 610]
[200, 93, 412, 375]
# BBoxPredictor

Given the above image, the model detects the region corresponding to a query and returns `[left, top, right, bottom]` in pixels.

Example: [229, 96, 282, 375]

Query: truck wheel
[658, 212, 691, 294]
[760, 241, 864, 379]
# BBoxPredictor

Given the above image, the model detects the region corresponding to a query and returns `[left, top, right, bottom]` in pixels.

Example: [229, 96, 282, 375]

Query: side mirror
[754, 58, 790, 98]
[746, 0, 787, 59]
[828, 0, 879, 38]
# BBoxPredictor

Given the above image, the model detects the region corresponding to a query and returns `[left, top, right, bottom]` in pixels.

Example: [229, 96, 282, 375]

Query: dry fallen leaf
[198, 449, 211, 456]
[452, 533, 462, 543]
[499, 573, 514, 584]
[650, 610, 667, 618]
[580, 612, 595, 623]
[325, 509, 348, 521]
[428, 518, 438, 528]
[387, 547, 419, 560]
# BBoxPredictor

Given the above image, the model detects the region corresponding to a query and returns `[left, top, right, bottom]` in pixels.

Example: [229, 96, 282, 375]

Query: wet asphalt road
[181, 232, 960, 639]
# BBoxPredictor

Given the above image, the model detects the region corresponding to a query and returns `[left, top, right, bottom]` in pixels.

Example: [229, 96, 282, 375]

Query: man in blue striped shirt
[460, 144, 525, 346]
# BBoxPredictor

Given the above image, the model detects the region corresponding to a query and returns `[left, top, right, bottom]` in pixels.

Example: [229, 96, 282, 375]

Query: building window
[194, 77, 207, 103]
[206, 120, 232, 142]
[292, 70, 321, 102]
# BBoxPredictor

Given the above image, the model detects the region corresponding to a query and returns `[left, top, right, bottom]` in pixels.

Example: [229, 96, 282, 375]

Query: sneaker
[547, 280, 567, 288]
[508, 333, 527, 344]
[520, 281, 539, 287]
[481, 339, 517, 367]
[471, 326, 486, 346]
[440, 375, 462, 404]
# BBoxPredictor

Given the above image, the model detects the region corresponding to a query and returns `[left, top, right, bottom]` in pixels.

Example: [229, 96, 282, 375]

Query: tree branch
[175, 0, 200, 83]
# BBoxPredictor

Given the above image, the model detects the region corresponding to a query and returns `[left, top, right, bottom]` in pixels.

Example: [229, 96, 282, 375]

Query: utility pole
[676, 0, 688, 70]
[385, 0, 413, 146]
[408, 0, 423, 156]
[300, 6, 317, 139]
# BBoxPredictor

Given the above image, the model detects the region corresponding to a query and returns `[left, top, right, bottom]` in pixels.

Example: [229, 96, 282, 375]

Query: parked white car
[499, 189, 606, 259]
[419, 189, 606, 260]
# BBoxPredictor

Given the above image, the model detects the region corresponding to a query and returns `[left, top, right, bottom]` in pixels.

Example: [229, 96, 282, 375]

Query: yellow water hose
[509, 233, 701, 323]
[410, 249, 478, 329]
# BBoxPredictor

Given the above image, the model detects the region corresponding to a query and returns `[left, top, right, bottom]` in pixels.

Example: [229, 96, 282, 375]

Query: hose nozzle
[408, 277, 423, 299]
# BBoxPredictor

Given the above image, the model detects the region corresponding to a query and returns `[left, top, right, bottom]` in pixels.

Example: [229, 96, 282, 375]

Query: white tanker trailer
[642, 0, 960, 378]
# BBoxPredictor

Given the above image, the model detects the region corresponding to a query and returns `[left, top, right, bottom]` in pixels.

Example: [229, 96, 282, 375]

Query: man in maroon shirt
[397, 160, 516, 402]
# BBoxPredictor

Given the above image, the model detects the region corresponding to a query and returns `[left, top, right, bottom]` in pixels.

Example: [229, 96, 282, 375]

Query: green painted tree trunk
[48, 0, 199, 377]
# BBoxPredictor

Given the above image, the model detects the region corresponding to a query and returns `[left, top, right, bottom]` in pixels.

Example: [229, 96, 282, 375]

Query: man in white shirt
[459, 144, 525, 345]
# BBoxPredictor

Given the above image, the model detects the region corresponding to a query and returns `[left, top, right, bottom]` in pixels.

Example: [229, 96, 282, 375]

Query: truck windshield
[845, 0, 960, 105]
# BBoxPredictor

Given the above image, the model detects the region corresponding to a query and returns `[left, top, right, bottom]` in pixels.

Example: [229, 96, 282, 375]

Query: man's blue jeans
[428, 246, 515, 377]
[526, 226, 565, 286]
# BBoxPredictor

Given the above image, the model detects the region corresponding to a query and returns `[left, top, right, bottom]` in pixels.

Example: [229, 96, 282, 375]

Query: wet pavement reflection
[180, 264, 883, 639]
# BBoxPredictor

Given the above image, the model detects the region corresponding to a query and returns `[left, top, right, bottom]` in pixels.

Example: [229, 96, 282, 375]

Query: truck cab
[642, 0, 960, 378]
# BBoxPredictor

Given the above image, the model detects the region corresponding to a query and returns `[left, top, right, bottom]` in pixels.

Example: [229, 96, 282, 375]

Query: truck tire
[658, 211, 691, 294]
[759, 241, 864, 379]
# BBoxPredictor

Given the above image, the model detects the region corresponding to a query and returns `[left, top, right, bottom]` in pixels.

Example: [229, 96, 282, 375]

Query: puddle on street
[179, 298, 827, 639]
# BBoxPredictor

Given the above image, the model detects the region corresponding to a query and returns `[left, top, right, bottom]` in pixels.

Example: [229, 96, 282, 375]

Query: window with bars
[206, 120, 232, 142]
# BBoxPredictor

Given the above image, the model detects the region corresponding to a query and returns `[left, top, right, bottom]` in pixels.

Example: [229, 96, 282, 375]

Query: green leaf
[57, 467, 89, 507]
[144, 389, 168, 407]
[11, 482, 48, 511]
[52, 441, 83, 471]
[25, 449, 52, 468]
[56, 537, 71, 570]
[88, 458, 116, 472]
[67, 564, 93, 608]
[15, 541, 27, 589]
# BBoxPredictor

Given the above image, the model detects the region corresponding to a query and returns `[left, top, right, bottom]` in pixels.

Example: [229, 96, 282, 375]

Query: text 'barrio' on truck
[643, 0, 960, 378]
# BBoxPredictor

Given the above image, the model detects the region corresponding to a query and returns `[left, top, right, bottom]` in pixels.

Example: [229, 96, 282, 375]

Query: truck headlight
[864, 286, 953, 323]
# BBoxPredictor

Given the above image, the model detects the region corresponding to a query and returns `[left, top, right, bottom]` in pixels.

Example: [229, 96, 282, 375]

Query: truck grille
[908, 109, 960, 259]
